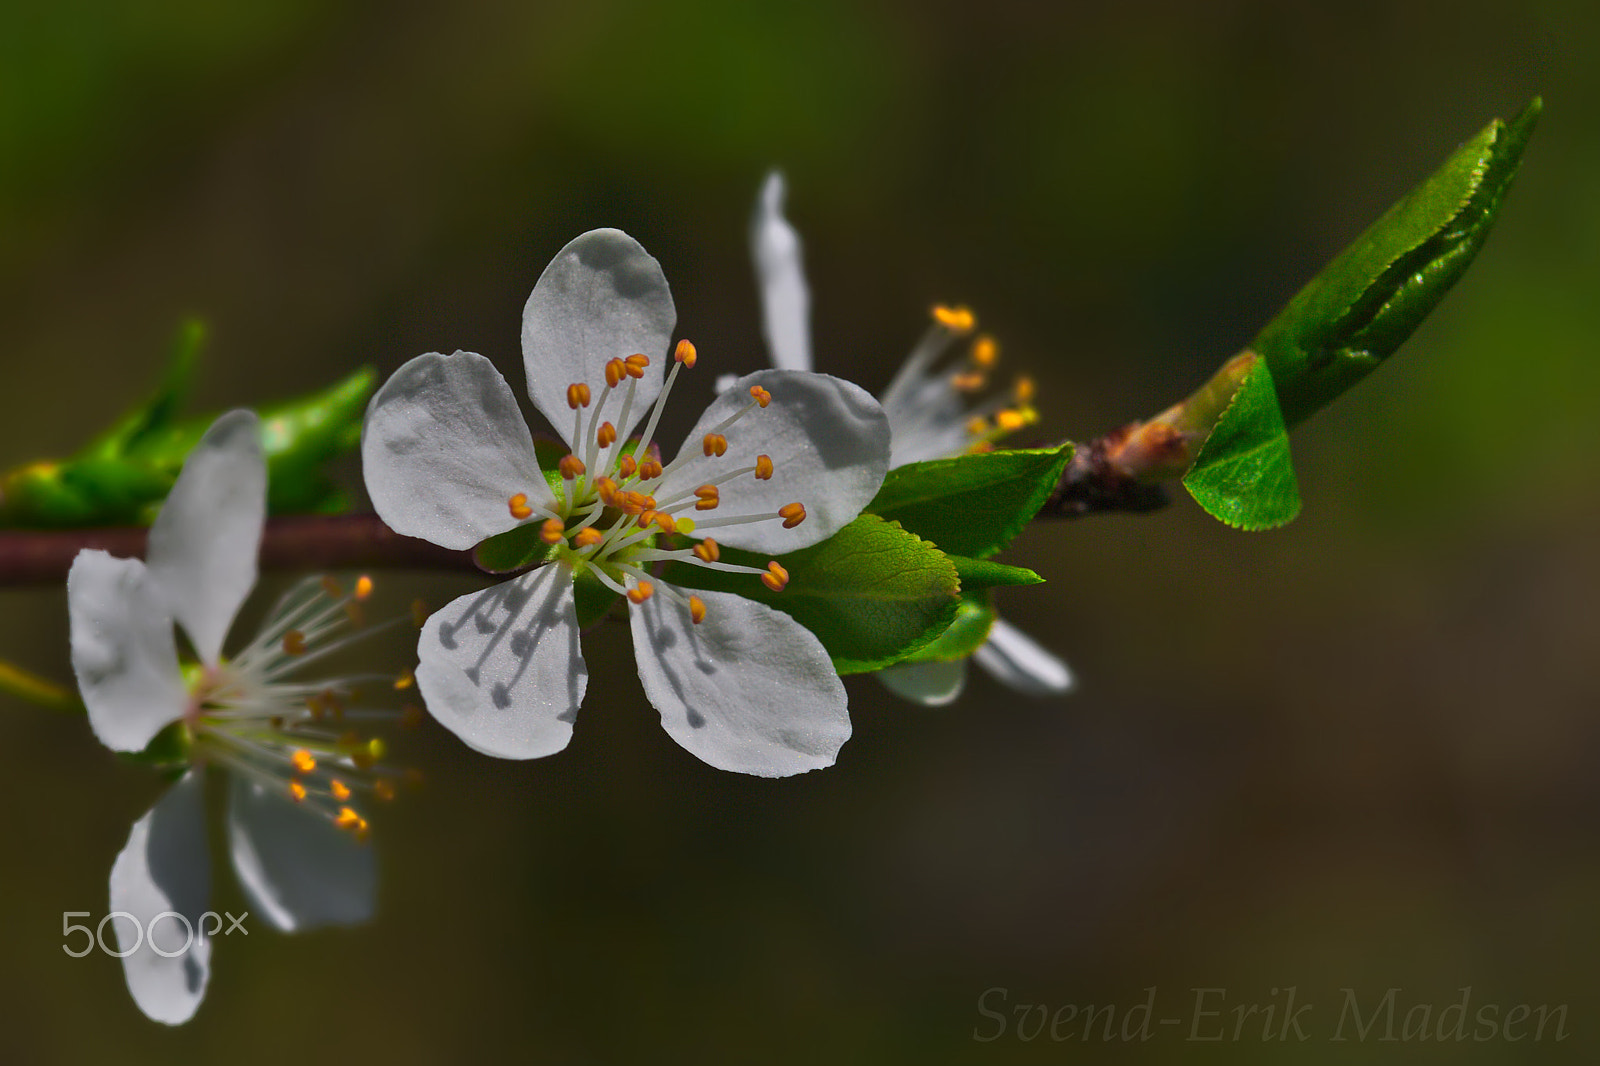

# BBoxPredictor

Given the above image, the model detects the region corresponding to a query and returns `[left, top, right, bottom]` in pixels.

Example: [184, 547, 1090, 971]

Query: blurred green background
[4, 0, 1598, 1062]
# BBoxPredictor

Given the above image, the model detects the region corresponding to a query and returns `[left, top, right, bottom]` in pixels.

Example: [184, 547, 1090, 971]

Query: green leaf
[947, 554, 1043, 590]
[663, 514, 960, 674]
[78, 319, 203, 461]
[1182, 354, 1301, 530]
[900, 593, 995, 664]
[866, 444, 1073, 559]
[474, 523, 558, 574]
[1256, 98, 1540, 427]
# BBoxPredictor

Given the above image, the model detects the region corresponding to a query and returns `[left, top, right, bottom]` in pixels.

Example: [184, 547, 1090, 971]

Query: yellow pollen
[639, 457, 664, 480]
[754, 455, 774, 480]
[410, 599, 428, 628]
[508, 493, 533, 520]
[395, 667, 415, 690]
[558, 454, 585, 479]
[693, 484, 719, 510]
[951, 372, 985, 392]
[605, 358, 627, 388]
[320, 576, 344, 598]
[624, 353, 650, 377]
[618, 454, 638, 479]
[335, 807, 363, 831]
[400, 704, 424, 729]
[627, 581, 655, 604]
[973, 335, 1000, 367]
[597, 421, 617, 447]
[749, 385, 772, 408]
[354, 575, 374, 601]
[933, 305, 976, 333]
[573, 527, 603, 548]
[762, 561, 790, 592]
[1015, 376, 1035, 403]
[674, 338, 697, 367]
[540, 518, 565, 544]
[693, 538, 720, 563]
[595, 477, 618, 505]
[331, 780, 352, 802]
[996, 408, 1027, 432]
[689, 596, 706, 624]
[566, 382, 592, 409]
[778, 502, 807, 529]
[291, 749, 317, 775]
[289, 781, 307, 802]
[703, 433, 728, 457]
[374, 779, 397, 802]
[966, 416, 989, 436]
[282, 630, 307, 656]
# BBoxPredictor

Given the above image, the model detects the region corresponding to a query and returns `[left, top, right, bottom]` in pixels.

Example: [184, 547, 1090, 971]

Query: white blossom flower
[68, 411, 402, 1024]
[751, 172, 1073, 705]
[362, 228, 890, 777]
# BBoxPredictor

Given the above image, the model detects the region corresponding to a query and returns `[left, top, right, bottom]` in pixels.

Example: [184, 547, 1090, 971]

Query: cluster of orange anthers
[500, 338, 811, 627]
[915, 305, 1040, 455]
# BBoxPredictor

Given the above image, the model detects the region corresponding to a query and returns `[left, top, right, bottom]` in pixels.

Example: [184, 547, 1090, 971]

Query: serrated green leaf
[900, 594, 995, 664]
[866, 444, 1073, 559]
[663, 514, 960, 674]
[948, 554, 1043, 590]
[1257, 98, 1540, 426]
[1182, 355, 1301, 530]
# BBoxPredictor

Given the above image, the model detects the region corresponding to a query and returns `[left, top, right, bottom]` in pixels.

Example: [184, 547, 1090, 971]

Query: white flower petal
[108, 770, 212, 1025]
[630, 588, 850, 777]
[668, 369, 889, 554]
[67, 551, 186, 753]
[145, 410, 264, 666]
[750, 171, 813, 373]
[362, 350, 546, 551]
[227, 776, 376, 933]
[876, 658, 968, 706]
[972, 618, 1074, 695]
[415, 565, 587, 759]
[521, 228, 676, 439]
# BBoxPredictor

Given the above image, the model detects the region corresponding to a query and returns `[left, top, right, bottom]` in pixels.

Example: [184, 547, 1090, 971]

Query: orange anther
[566, 382, 592, 409]
[932, 305, 976, 333]
[624, 353, 650, 377]
[605, 358, 627, 388]
[749, 385, 772, 408]
[618, 454, 638, 479]
[654, 512, 678, 534]
[972, 335, 999, 367]
[1015, 376, 1035, 404]
[336, 807, 362, 831]
[627, 581, 655, 604]
[354, 575, 374, 601]
[951, 372, 985, 392]
[331, 780, 352, 802]
[754, 454, 774, 480]
[761, 561, 790, 592]
[996, 409, 1027, 432]
[674, 339, 697, 367]
[558, 454, 586, 479]
[540, 518, 565, 544]
[638, 457, 664, 480]
[573, 527, 603, 548]
[778, 502, 807, 529]
[291, 749, 317, 775]
[693, 484, 719, 511]
[394, 667, 415, 691]
[283, 630, 307, 655]
[509, 493, 533, 520]
[689, 596, 706, 625]
[693, 538, 720, 563]
[595, 477, 619, 505]
[637, 509, 659, 529]
[289, 781, 307, 803]
[597, 421, 617, 448]
[703, 433, 728, 457]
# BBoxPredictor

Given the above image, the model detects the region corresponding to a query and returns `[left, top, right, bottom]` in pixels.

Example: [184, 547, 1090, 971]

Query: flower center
[184, 575, 422, 840]
[505, 339, 799, 623]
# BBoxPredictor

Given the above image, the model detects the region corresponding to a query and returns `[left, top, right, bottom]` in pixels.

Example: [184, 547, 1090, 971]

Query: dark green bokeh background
[4, 1, 1599, 1062]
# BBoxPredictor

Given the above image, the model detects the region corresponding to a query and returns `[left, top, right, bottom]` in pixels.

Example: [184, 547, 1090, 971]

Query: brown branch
[0, 514, 479, 587]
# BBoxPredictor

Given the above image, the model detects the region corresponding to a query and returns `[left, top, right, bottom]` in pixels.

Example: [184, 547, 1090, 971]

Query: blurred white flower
[750, 172, 1073, 705]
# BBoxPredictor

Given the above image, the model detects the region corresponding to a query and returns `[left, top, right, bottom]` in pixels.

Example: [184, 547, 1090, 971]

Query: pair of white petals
[749, 171, 1074, 702]
[362, 228, 892, 776]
